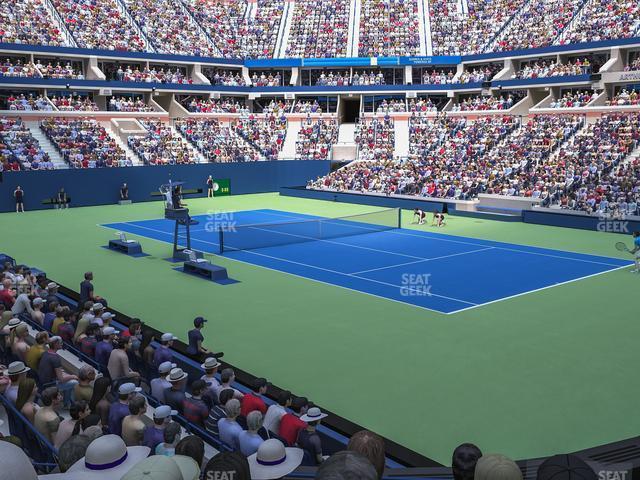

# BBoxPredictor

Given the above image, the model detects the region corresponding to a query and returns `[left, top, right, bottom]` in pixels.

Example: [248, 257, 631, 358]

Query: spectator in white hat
[143, 404, 177, 450]
[0, 439, 38, 480]
[247, 439, 304, 480]
[31, 296, 45, 325]
[151, 361, 176, 402]
[122, 394, 148, 446]
[164, 368, 188, 413]
[4, 360, 30, 404]
[95, 326, 118, 366]
[59, 434, 150, 478]
[200, 356, 221, 399]
[108, 382, 141, 436]
[298, 407, 329, 465]
[153, 332, 177, 368]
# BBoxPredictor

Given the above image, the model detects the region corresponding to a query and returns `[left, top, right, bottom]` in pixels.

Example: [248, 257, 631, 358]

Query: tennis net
[218, 208, 401, 253]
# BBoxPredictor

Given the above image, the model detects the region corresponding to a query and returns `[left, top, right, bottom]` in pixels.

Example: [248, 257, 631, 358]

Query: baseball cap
[194, 317, 207, 327]
[118, 383, 142, 395]
[158, 361, 177, 374]
[102, 312, 115, 320]
[102, 327, 119, 336]
[161, 333, 177, 342]
[48, 336, 62, 345]
[32, 297, 45, 306]
[153, 405, 178, 420]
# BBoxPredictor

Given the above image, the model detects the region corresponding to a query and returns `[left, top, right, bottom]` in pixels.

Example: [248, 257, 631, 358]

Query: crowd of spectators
[532, 113, 639, 209]
[314, 71, 351, 86]
[0, 0, 67, 46]
[420, 68, 457, 84]
[0, 59, 38, 78]
[376, 99, 406, 113]
[51, 0, 146, 51]
[261, 99, 292, 115]
[293, 100, 323, 114]
[41, 117, 130, 167]
[605, 88, 640, 106]
[429, 0, 528, 55]
[50, 94, 99, 112]
[558, 0, 640, 44]
[122, 0, 217, 56]
[0, 116, 54, 171]
[176, 118, 261, 162]
[451, 94, 518, 111]
[108, 96, 154, 112]
[355, 117, 396, 162]
[250, 71, 283, 87]
[0, 263, 420, 480]
[514, 59, 591, 79]
[626, 55, 640, 71]
[232, 115, 287, 160]
[352, 71, 386, 86]
[548, 90, 594, 108]
[491, 0, 583, 52]
[203, 69, 246, 86]
[35, 60, 84, 80]
[285, 0, 350, 58]
[238, 0, 285, 58]
[359, 0, 420, 56]
[475, 114, 584, 198]
[113, 66, 191, 84]
[458, 64, 501, 83]
[182, 98, 248, 114]
[295, 118, 338, 160]
[409, 98, 440, 112]
[128, 119, 197, 165]
[181, 0, 246, 58]
[4, 94, 52, 111]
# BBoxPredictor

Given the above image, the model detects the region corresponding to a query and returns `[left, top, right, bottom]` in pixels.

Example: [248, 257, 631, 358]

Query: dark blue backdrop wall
[0, 161, 330, 212]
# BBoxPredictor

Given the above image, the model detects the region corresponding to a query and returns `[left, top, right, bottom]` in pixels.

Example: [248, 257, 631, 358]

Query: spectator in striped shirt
[183, 379, 209, 428]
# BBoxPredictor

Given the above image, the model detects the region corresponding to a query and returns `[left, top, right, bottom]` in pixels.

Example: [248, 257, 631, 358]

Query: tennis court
[103, 208, 632, 314]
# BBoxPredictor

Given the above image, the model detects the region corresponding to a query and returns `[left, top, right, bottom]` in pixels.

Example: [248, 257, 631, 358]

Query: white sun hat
[247, 439, 304, 480]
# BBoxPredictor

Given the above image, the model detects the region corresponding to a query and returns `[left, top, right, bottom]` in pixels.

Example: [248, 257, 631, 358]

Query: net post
[218, 228, 224, 254]
[397, 208, 402, 229]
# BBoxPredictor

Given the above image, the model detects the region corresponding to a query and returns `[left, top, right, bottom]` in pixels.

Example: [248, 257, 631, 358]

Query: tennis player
[413, 208, 426, 225]
[432, 210, 446, 227]
[632, 231, 640, 273]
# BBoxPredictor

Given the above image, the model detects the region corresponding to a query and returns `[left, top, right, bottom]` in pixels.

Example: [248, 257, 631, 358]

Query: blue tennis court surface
[102, 209, 632, 314]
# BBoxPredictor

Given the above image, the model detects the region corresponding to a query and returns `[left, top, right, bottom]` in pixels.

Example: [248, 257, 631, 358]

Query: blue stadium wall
[0, 161, 330, 212]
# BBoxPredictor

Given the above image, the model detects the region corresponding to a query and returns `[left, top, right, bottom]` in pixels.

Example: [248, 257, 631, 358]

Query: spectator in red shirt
[183, 379, 209, 428]
[0, 279, 15, 307]
[279, 396, 308, 446]
[240, 377, 270, 417]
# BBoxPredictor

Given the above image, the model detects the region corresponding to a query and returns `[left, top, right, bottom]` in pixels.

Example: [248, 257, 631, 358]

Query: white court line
[104, 222, 476, 308]
[257, 210, 626, 268]
[446, 264, 632, 314]
[350, 247, 495, 275]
